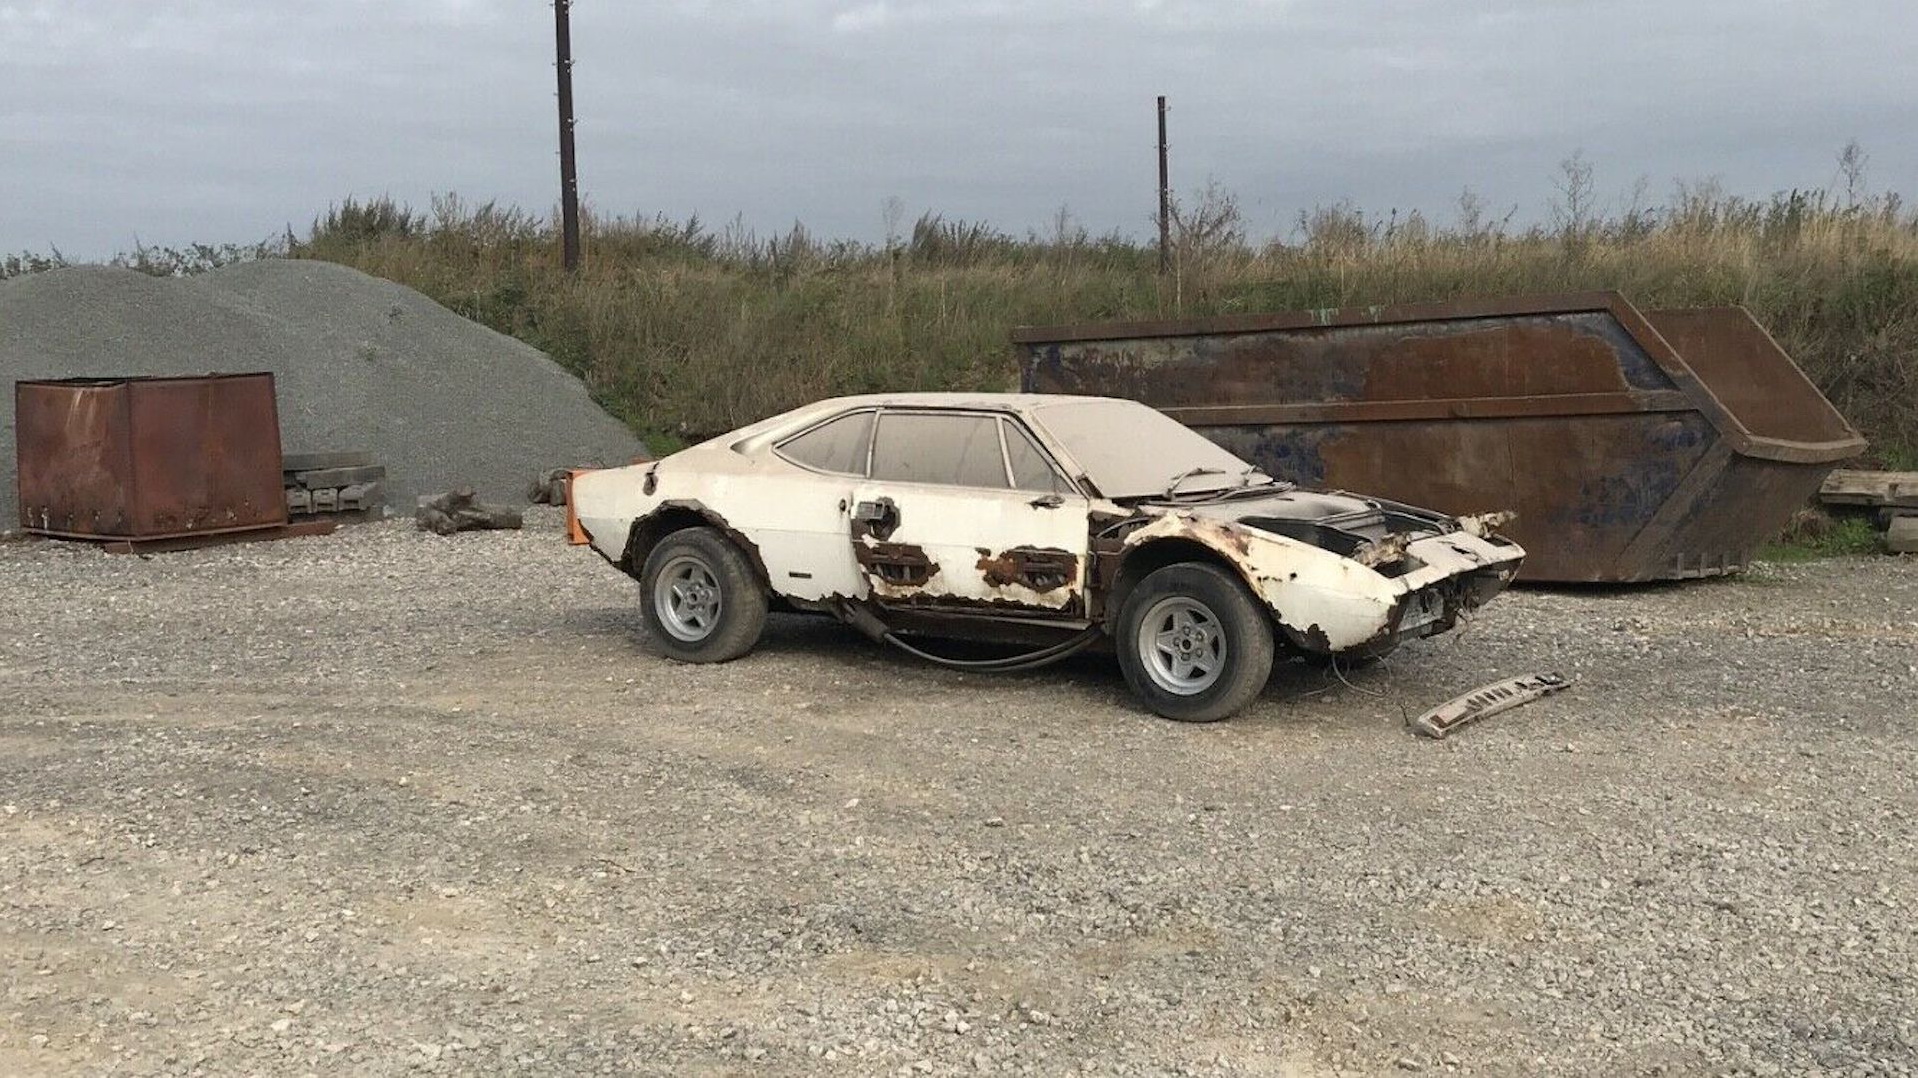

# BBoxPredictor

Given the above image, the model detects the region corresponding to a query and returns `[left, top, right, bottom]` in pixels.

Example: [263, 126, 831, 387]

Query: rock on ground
[0, 260, 647, 526]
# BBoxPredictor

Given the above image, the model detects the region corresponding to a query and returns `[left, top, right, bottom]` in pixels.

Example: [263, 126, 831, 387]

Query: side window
[776, 411, 873, 475]
[871, 413, 1008, 488]
[1001, 419, 1070, 493]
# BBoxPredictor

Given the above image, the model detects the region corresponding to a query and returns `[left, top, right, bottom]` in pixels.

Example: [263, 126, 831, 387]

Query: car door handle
[1028, 493, 1065, 509]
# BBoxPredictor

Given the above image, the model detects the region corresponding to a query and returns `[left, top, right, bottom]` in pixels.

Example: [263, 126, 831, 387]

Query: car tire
[639, 527, 768, 663]
[1116, 562, 1275, 722]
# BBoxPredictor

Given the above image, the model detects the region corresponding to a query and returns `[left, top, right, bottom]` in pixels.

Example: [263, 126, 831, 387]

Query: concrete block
[338, 482, 386, 512]
[1888, 514, 1918, 554]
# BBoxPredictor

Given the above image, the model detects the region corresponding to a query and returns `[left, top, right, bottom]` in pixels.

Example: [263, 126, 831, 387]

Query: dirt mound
[1, 260, 646, 528]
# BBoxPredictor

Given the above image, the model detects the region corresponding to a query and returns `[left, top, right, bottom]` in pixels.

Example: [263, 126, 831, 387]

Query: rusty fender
[611, 497, 772, 586]
[1457, 510, 1517, 540]
[1119, 512, 1515, 652]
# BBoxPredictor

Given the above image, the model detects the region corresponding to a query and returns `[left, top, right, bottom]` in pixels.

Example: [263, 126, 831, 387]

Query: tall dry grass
[288, 183, 1918, 459]
[13, 180, 1910, 459]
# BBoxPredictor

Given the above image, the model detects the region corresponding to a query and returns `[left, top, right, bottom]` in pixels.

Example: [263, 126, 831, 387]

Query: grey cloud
[2, 0, 1913, 257]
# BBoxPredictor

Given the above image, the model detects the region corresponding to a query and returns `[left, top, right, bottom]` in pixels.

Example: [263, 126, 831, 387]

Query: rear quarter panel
[573, 452, 864, 602]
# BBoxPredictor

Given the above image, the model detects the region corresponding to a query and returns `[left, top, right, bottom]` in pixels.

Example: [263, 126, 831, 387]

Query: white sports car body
[572, 393, 1524, 720]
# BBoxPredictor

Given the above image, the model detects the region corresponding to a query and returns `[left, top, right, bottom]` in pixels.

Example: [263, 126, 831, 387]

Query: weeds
[283, 177, 1918, 455]
[10, 165, 1918, 461]
[2, 240, 272, 281]
[1758, 515, 1884, 562]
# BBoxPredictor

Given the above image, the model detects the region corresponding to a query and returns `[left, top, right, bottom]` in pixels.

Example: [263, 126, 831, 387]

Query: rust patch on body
[856, 540, 938, 587]
[1353, 532, 1411, 568]
[975, 546, 1078, 593]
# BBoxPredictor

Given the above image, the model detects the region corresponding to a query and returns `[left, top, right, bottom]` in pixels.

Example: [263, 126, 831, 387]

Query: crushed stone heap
[1, 259, 647, 527]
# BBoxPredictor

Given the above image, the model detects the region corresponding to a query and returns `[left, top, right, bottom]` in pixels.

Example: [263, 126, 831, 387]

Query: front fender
[1121, 513, 1400, 652]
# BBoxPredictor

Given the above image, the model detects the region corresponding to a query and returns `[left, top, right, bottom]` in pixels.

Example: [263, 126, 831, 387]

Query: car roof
[809, 391, 1122, 411]
[723, 392, 1140, 446]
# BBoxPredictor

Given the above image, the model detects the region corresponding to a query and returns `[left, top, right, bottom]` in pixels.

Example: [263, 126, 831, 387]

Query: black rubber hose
[832, 598, 1103, 673]
[880, 626, 1103, 673]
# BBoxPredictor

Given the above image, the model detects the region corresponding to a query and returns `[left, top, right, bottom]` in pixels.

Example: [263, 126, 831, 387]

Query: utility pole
[555, 0, 582, 271]
[1156, 95, 1171, 276]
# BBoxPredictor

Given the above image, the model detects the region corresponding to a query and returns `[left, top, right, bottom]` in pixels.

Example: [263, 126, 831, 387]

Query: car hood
[1133, 488, 1464, 560]
[1139, 488, 1423, 530]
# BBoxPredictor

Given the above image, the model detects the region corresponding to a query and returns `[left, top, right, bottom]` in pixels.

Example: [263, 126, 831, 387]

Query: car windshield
[1027, 398, 1266, 499]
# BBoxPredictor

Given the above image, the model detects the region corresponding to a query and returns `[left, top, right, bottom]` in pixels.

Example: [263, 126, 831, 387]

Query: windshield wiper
[1218, 466, 1291, 495]
[1161, 466, 1226, 499]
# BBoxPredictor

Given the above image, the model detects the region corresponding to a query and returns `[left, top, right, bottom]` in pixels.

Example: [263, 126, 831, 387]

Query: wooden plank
[291, 465, 387, 489]
[100, 520, 337, 554]
[282, 451, 374, 471]
[1819, 470, 1918, 508]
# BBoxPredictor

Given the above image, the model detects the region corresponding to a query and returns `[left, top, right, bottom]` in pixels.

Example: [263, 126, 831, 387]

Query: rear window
[776, 410, 873, 475]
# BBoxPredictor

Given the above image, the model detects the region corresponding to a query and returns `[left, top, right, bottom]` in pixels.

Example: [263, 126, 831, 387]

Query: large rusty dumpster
[14, 373, 289, 544]
[1015, 293, 1865, 582]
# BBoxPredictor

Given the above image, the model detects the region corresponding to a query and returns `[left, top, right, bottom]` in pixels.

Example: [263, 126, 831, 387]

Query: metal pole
[1156, 95, 1170, 275]
[555, 0, 582, 272]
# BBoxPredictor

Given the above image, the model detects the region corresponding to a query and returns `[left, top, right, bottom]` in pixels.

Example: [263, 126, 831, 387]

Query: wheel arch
[1104, 536, 1268, 631]
[621, 500, 772, 589]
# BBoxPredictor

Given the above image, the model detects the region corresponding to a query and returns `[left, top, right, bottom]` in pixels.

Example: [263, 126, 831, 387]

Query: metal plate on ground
[1412, 672, 1572, 739]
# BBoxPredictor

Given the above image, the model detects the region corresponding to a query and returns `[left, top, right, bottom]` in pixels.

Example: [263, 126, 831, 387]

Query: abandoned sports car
[571, 393, 1525, 721]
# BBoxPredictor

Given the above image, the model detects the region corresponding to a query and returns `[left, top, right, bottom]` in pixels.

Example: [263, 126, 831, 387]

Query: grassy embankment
[271, 185, 1918, 472]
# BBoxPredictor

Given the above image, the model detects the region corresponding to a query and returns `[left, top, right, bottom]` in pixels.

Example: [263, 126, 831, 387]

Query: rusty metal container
[14, 373, 288, 541]
[1015, 293, 1866, 582]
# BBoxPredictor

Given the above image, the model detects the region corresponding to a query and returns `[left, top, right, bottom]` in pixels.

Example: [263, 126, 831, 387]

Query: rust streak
[975, 546, 1078, 594]
[856, 540, 938, 587]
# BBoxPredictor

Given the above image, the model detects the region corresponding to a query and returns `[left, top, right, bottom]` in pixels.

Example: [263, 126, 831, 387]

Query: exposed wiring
[1324, 654, 1415, 729]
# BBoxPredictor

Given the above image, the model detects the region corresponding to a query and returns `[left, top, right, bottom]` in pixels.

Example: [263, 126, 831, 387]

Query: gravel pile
[1, 524, 1914, 1075]
[1, 261, 647, 525]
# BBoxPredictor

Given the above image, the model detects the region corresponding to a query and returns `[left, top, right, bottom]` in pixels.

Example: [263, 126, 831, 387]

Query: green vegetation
[1757, 514, 1884, 562]
[9, 155, 1917, 463]
[288, 176, 1918, 458]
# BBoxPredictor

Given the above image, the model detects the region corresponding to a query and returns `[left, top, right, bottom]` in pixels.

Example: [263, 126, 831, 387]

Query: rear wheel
[1116, 563, 1275, 722]
[639, 527, 768, 663]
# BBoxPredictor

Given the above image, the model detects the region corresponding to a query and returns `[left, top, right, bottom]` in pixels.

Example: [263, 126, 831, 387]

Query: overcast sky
[3, 0, 1914, 258]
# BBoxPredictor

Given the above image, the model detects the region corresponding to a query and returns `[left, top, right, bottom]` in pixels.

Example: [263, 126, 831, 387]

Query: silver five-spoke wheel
[1138, 595, 1226, 694]
[639, 526, 768, 663]
[1115, 562, 1275, 722]
[654, 554, 723, 642]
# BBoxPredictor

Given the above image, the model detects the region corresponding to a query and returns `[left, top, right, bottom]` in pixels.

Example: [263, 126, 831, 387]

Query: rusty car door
[848, 410, 1091, 615]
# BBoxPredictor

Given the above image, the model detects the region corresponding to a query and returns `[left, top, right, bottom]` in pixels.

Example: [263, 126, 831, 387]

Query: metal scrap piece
[1411, 672, 1572, 739]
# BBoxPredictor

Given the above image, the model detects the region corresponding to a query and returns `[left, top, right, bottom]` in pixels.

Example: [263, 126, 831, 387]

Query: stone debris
[414, 489, 524, 535]
[1, 260, 647, 525]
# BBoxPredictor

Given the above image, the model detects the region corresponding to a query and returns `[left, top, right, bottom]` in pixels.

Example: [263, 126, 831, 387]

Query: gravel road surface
[2, 516, 1913, 1076]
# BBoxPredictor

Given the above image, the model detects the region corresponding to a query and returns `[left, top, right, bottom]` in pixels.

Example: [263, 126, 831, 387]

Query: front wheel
[639, 527, 768, 663]
[1116, 562, 1275, 722]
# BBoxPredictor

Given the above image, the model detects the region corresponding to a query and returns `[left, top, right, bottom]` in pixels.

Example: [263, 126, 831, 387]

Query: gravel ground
[1, 516, 1913, 1076]
[0, 261, 646, 523]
